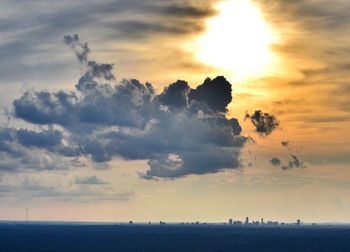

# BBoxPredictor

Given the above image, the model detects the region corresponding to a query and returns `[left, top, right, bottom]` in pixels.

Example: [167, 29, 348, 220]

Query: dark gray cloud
[16, 128, 62, 148]
[63, 34, 90, 63]
[0, 126, 76, 172]
[189, 76, 233, 113]
[159, 80, 190, 110]
[245, 110, 279, 136]
[159, 4, 215, 17]
[270, 158, 281, 166]
[1, 35, 247, 179]
[282, 155, 306, 170]
[0, 127, 63, 154]
[288, 155, 306, 169]
[13, 91, 78, 126]
[64, 34, 115, 80]
[281, 141, 289, 148]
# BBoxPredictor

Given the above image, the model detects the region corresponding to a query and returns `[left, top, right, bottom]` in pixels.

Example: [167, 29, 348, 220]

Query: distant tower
[261, 218, 264, 225]
[229, 219, 233, 225]
[296, 219, 301, 226]
[26, 207, 29, 224]
[245, 217, 249, 225]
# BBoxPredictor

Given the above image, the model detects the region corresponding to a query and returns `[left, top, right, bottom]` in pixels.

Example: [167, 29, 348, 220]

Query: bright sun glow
[195, 0, 278, 79]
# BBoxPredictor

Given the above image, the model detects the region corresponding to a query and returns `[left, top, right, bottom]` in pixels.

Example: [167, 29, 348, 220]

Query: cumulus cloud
[159, 80, 190, 110]
[245, 110, 279, 136]
[1, 35, 247, 179]
[189, 76, 233, 113]
[0, 127, 72, 171]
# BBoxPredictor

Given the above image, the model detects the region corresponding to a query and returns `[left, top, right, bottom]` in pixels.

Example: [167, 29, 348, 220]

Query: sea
[1, 223, 350, 252]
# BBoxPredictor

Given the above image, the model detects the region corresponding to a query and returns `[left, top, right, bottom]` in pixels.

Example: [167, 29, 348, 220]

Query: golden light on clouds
[194, 0, 279, 80]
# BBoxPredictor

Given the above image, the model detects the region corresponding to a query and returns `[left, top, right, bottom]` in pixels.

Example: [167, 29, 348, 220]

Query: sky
[0, 0, 349, 223]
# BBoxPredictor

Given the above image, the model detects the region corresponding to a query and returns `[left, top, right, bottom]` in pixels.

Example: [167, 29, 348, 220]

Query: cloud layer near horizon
[0, 35, 248, 179]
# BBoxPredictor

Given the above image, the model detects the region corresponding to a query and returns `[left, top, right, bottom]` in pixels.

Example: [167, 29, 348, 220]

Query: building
[267, 221, 278, 226]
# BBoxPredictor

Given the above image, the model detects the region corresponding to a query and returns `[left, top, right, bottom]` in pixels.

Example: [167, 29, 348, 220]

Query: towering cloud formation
[0, 35, 247, 179]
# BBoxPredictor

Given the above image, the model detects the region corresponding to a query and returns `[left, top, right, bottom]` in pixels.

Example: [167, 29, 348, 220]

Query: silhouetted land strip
[1, 224, 350, 252]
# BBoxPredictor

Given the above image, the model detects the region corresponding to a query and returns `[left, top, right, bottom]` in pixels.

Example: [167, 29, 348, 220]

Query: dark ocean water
[1, 224, 350, 252]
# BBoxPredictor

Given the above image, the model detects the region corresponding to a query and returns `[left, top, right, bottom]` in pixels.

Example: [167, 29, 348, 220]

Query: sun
[194, 0, 278, 80]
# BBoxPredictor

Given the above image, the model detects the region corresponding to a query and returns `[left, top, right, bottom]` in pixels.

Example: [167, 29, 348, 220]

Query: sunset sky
[0, 0, 349, 223]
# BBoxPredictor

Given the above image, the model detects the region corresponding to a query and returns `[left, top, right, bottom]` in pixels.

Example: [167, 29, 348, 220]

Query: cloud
[75, 176, 109, 185]
[63, 34, 90, 63]
[269, 155, 306, 170]
[189, 76, 233, 113]
[109, 20, 204, 39]
[288, 155, 306, 169]
[158, 80, 190, 110]
[1, 35, 247, 179]
[64, 34, 115, 81]
[281, 141, 289, 148]
[0, 176, 132, 202]
[0, 127, 71, 171]
[245, 110, 279, 136]
[159, 4, 215, 18]
[16, 128, 63, 148]
[0, 0, 215, 86]
[0, 151, 71, 172]
[282, 155, 306, 170]
[270, 158, 281, 166]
